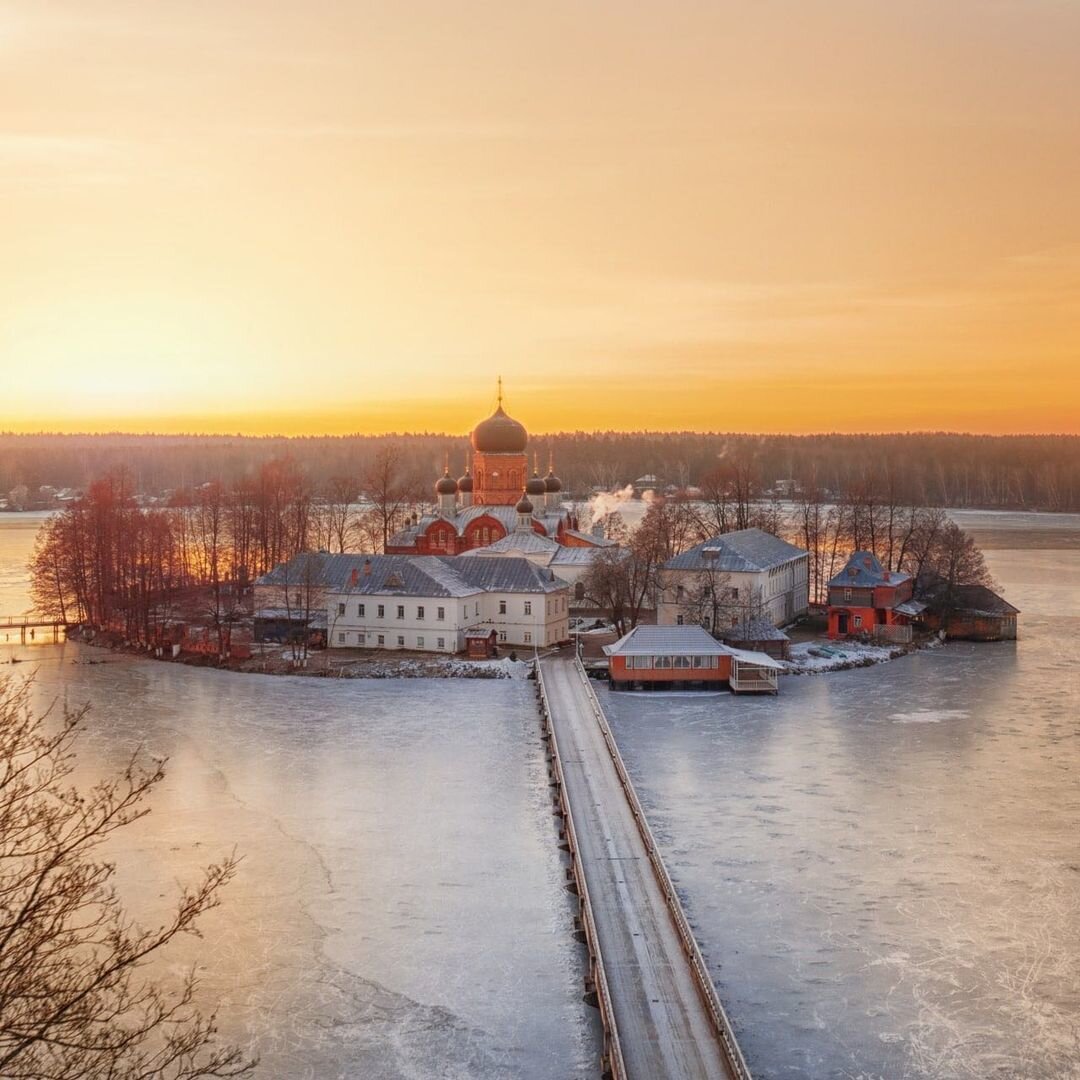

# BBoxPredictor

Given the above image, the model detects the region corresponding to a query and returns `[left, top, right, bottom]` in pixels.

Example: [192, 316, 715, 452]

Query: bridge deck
[540, 657, 746, 1080]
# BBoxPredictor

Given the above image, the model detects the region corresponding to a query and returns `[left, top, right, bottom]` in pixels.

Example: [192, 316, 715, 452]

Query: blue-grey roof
[828, 551, 912, 589]
[663, 528, 806, 572]
[603, 624, 730, 656]
[257, 552, 565, 598]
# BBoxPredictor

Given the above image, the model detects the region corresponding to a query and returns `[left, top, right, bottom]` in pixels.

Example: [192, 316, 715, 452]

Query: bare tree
[362, 445, 418, 552]
[0, 674, 251, 1080]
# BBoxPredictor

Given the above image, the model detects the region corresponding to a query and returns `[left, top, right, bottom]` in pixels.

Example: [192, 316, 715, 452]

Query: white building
[254, 552, 569, 652]
[656, 528, 809, 629]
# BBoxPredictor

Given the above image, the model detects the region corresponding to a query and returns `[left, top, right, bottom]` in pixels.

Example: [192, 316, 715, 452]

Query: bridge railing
[535, 660, 627, 1080]
[572, 657, 753, 1080]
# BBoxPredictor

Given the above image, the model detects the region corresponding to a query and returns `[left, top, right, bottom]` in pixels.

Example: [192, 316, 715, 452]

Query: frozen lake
[3, 659, 600, 1078]
[601, 544, 1080, 1078]
[2, 510, 1077, 1077]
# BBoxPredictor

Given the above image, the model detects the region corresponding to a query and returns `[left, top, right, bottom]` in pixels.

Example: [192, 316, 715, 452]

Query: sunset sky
[2, 1, 1078, 436]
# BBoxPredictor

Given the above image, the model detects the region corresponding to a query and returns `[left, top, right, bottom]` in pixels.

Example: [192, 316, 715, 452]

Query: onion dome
[544, 468, 562, 493]
[457, 467, 473, 493]
[435, 470, 458, 496]
[515, 491, 534, 515]
[471, 405, 528, 454]
[526, 469, 547, 496]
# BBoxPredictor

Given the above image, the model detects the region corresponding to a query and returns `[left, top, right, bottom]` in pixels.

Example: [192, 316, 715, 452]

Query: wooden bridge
[0, 614, 68, 643]
[537, 656, 751, 1079]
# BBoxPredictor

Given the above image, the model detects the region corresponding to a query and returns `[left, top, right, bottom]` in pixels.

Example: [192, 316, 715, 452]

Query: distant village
[18, 386, 1020, 693]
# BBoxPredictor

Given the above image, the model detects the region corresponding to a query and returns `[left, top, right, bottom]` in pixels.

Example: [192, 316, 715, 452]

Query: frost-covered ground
[785, 640, 912, 674]
[600, 546, 1080, 1079]
[10, 655, 600, 1079]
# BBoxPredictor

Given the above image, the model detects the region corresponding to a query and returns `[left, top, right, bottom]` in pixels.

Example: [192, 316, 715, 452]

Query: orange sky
[2, 1, 1078, 436]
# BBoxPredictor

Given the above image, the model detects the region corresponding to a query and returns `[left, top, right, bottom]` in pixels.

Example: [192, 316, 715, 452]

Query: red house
[827, 551, 921, 641]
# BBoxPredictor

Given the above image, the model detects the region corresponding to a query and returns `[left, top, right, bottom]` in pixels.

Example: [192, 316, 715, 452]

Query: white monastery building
[255, 552, 569, 652]
[656, 527, 810, 629]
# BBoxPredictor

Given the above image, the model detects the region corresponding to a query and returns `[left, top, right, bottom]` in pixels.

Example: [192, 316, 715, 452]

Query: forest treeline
[3, 431, 1079, 511]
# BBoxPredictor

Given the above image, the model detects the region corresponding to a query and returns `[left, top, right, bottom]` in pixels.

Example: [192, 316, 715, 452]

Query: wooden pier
[0, 615, 67, 644]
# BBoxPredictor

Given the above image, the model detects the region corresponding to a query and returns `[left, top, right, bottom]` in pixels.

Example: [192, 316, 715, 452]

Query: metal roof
[603, 624, 731, 656]
[663, 528, 807, 573]
[257, 552, 566, 598]
[460, 531, 561, 556]
[924, 584, 1019, 616]
[827, 551, 912, 589]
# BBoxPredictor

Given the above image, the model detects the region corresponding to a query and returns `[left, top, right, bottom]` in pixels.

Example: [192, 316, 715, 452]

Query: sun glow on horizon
[2, 1, 1079, 436]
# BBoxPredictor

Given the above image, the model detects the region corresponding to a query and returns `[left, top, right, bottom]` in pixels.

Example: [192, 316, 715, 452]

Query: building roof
[925, 584, 1019, 616]
[828, 551, 912, 589]
[258, 551, 566, 599]
[892, 599, 928, 618]
[564, 529, 618, 547]
[715, 616, 790, 642]
[471, 404, 528, 453]
[663, 528, 807, 573]
[603, 624, 730, 657]
[724, 646, 786, 670]
[460, 531, 561, 557]
[550, 546, 608, 566]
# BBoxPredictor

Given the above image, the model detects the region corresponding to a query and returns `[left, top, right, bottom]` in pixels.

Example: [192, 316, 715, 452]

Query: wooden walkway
[538, 656, 750, 1080]
[0, 614, 67, 642]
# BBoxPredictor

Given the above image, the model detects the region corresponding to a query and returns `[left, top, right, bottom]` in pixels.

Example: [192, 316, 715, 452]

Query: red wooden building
[826, 551, 920, 640]
[603, 625, 782, 694]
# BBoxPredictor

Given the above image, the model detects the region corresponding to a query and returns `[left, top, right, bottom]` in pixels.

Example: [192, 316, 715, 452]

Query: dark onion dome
[515, 491, 534, 514]
[526, 469, 547, 496]
[544, 468, 562, 493]
[435, 470, 458, 496]
[457, 468, 474, 493]
[470, 405, 528, 454]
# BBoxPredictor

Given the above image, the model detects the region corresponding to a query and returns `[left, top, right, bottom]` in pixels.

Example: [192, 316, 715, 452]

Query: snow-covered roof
[460, 531, 560, 557]
[725, 646, 786, 670]
[664, 528, 806, 573]
[892, 599, 928, 618]
[603, 624, 730, 657]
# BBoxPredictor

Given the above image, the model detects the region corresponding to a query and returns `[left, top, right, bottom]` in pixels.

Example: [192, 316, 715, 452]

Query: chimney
[349, 567, 359, 587]
[363, 558, 372, 576]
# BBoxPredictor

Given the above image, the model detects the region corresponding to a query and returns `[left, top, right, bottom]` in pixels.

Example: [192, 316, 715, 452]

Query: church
[385, 385, 610, 556]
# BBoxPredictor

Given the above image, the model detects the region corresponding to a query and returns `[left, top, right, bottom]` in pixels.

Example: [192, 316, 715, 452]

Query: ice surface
[599, 545, 1080, 1079]
[12, 658, 600, 1079]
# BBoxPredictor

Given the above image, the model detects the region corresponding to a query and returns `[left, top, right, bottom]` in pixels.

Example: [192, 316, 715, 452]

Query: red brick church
[385, 384, 608, 556]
